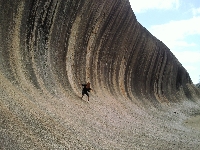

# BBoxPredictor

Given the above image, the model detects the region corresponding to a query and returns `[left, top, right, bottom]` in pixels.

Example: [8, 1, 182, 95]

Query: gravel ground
[1, 73, 200, 149]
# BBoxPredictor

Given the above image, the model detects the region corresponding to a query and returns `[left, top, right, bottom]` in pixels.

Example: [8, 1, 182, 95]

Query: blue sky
[129, 0, 200, 84]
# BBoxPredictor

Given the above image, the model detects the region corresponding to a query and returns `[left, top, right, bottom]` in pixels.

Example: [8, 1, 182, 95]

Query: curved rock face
[1, 0, 200, 149]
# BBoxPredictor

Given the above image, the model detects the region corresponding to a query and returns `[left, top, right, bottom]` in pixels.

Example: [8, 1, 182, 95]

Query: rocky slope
[1, 0, 200, 149]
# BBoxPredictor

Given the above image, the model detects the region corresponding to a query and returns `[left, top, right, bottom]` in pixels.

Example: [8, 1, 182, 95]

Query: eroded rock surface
[1, 0, 200, 149]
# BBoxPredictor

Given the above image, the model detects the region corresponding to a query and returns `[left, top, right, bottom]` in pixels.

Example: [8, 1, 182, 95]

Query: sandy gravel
[185, 115, 200, 131]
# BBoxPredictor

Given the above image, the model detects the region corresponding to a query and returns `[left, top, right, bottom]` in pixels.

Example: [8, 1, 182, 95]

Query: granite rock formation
[1, 0, 200, 149]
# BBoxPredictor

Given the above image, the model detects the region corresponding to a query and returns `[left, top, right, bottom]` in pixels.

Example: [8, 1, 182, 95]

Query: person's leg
[86, 92, 89, 101]
[82, 91, 84, 99]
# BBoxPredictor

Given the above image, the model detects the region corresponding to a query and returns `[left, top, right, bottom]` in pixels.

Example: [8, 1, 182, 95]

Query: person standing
[81, 82, 92, 101]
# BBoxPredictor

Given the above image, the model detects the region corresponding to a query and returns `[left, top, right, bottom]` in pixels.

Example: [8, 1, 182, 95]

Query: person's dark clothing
[82, 84, 91, 97]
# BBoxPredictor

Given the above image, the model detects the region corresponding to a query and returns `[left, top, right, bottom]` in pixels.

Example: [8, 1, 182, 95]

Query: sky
[129, 0, 200, 84]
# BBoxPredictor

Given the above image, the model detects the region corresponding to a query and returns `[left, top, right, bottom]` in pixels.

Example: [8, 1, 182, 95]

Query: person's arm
[87, 88, 92, 92]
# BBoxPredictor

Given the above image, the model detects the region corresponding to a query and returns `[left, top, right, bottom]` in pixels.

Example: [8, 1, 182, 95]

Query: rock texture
[1, 0, 200, 149]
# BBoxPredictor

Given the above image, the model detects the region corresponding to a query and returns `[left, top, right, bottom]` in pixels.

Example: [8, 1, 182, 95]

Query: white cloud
[148, 16, 200, 49]
[192, 7, 200, 17]
[185, 65, 200, 84]
[129, 0, 180, 13]
[170, 41, 196, 48]
[184, 65, 196, 71]
[173, 51, 200, 63]
[173, 51, 200, 84]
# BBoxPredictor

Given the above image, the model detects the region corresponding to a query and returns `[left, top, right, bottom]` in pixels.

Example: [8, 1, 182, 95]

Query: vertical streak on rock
[67, 15, 81, 95]
[24, 0, 41, 89]
[85, 1, 105, 83]
[9, 1, 25, 85]
[157, 48, 168, 103]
